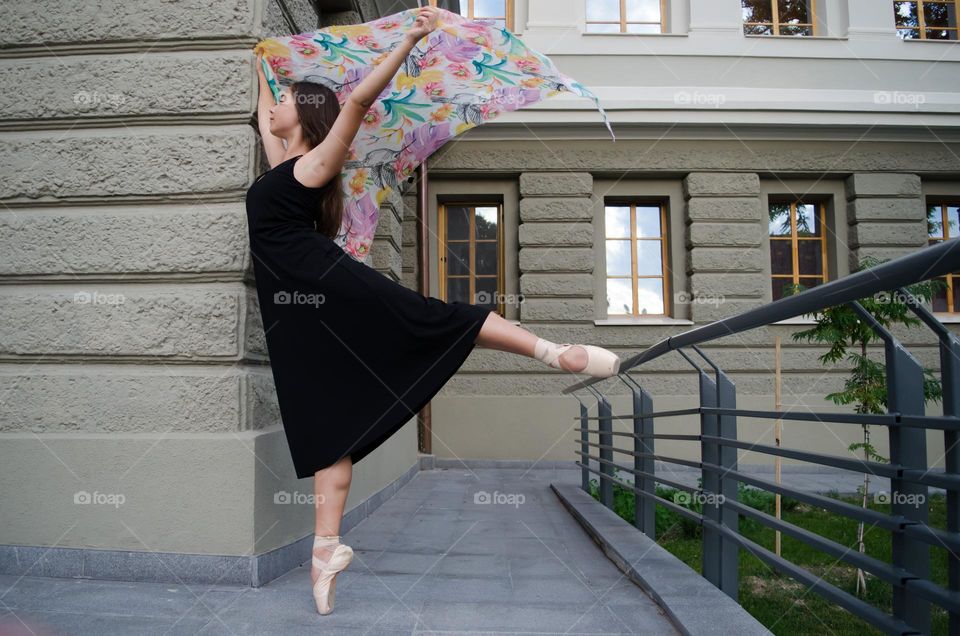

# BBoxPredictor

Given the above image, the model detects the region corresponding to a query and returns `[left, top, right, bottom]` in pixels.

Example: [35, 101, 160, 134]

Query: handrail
[563, 237, 960, 394]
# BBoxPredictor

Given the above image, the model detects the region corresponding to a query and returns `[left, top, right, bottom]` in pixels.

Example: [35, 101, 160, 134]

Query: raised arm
[255, 54, 286, 168]
[292, 6, 440, 189]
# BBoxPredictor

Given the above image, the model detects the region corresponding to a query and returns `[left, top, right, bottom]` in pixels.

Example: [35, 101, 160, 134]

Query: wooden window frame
[604, 201, 670, 317]
[742, 0, 819, 36]
[894, 0, 960, 40]
[453, 0, 515, 31]
[927, 199, 960, 313]
[769, 198, 829, 301]
[438, 201, 505, 316]
[584, 0, 667, 34]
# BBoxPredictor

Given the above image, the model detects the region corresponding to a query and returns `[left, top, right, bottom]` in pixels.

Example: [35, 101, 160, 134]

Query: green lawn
[587, 469, 951, 635]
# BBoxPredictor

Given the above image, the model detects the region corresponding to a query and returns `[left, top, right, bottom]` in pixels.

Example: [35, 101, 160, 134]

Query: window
[439, 203, 504, 314]
[742, 0, 818, 36]
[927, 201, 960, 312]
[457, 0, 514, 30]
[769, 199, 828, 300]
[585, 0, 664, 33]
[895, 1, 958, 40]
[604, 202, 669, 316]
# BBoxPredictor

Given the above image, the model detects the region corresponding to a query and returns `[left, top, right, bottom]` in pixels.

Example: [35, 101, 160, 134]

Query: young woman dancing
[246, 5, 620, 616]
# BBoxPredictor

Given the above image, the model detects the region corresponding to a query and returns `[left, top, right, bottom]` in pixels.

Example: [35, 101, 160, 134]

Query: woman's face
[268, 87, 300, 139]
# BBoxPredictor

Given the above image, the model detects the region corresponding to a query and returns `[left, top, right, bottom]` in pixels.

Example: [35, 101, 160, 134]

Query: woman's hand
[404, 5, 440, 43]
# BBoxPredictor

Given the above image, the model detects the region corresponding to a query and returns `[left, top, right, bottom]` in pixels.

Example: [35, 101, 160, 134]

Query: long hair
[290, 81, 347, 239]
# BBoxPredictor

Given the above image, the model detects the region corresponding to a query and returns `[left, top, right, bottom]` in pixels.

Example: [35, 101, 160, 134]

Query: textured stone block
[849, 222, 926, 247]
[687, 247, 765, 273]
[519, 197, 595, 222]
[688, 222, 763, 247]
[520, 273, 594, 296]
[845, 173, 922, 199]
[686, 196, 762, 222]
[519, 172, 593, 197]
[683, 173, 760, 198]
[518, 222, 593, 246]
[519, 247, 594, 272]
[520, 298, 595, 321]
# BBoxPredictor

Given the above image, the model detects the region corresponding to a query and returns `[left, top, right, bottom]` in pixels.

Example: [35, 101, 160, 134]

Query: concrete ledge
[550, 482, 771, 636]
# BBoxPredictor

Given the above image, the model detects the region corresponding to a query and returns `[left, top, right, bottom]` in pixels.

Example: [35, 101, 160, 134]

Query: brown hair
[290, 81, 348, 239]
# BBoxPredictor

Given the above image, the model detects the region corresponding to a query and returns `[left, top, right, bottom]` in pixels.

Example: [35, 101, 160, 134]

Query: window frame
[894, 0, 960, 40]
[584, 0, 668, 34]
[742, 0, 819, 37]
[456, 0, 515, 31]
[768, 197, 830, 301]
[603, 199, 671, 318]
[438, 201, 506, 316]
[927, 198, 960, 313]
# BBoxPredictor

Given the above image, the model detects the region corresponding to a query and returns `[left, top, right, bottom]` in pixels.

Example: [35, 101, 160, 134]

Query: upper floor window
[927, 201, 960, 312]
[769, 199, 828, 300]
[742, 0, 818, 36]
[458, 0, 514, 30]
[895, 1, 958, 40]
[604, 202, 670, 316]
[439, 202, 504, 315]
[585, 0, 664, 33]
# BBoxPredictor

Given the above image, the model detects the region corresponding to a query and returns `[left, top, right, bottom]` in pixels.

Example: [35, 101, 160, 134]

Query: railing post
[579, 400, 590, 492]
[598, 395, 614, 510]
[622, 374, 655, 537]
[850, 301, 930, 633]
[692, 345, 739, 601]
[692, 354, 723, 593]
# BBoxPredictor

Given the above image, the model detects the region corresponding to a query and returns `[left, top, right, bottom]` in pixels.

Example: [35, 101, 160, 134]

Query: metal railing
[563, 238, 960, 635]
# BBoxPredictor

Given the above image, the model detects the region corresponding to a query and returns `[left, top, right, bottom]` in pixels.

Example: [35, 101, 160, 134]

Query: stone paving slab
[0, 467, 677, 635]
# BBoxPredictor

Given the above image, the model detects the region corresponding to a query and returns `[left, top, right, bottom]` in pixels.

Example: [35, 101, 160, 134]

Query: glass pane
[797, 240, 823, 276]
[447, 242, 470, 275]
[932, 276, 949, 312]
[797, 276, 823, 292]
[955, 280, 960, 312]
[928, 204, 944, 238]
[447, 277, 470, 304]
[742, 0, 773, 23]
[626, 22, 662, 33]
[770, 239, 793, 275]
[778, 0, 812, 23]
[922, 0, 955, 28]
[779, 24, 813, 35]
[475, 206, 498, 240]
[586, 0, 620, 22]
[925, 27, 958, 39]
[606, 239, 632, 276]
[772, 277, 793, 301]
[475, 241, 498, 275]
[585, 22, 621, 32]
[636, 240, 663, 276]
[769, 203, 792, 236]
[606, 277, 633, 315]
[745, 23, 774, 34]
[895, 1, 919, 27]
[474, 276, 498, 310]
[605, 206, 631, 238]
[795, 203, 820, 236]
[636, 278, 664, 315]
[447, 206, 469, 240]
[636, 206, 661, 237]
[949, 206, 960, 238]
[474, 0, 506, 17]
[625, 0, 660, 22]
[898, 27, 921, 38]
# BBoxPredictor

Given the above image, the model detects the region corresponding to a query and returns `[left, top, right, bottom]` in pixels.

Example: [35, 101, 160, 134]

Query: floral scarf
[254, 7, 615, 263]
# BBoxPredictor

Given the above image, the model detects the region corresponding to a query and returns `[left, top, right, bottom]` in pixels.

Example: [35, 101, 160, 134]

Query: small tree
[782, 254, 944, 597]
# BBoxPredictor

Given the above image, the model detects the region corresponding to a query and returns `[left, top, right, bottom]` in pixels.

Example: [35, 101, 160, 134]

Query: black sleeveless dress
[245, 154, 493, 479]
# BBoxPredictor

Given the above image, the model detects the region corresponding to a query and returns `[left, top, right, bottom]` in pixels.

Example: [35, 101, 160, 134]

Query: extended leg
[474, 311, 589, 372]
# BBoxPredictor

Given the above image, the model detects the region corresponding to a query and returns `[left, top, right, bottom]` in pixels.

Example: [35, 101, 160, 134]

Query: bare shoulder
[291, 155, 333, 189]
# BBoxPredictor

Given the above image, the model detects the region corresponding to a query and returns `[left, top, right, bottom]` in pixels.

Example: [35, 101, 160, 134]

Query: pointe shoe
[311, 534, 354, 615]
[534, 337, 621, 378]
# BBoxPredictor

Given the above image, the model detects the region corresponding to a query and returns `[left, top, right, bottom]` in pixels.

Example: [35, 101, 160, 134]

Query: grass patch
[587, 468, 950, 635]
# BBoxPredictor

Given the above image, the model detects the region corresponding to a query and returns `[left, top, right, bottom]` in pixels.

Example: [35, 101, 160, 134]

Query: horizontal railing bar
[576, 442, 702, 470]
[573, 408, 701, 422]
[576, 452, 699, 494]
[564, 238, 960, 394]
[573, 428, 701, 442]
[704, 407, 900, 427]
[902, 578, 960, 617]
[900, 469, 960, 491]
[902, 521, 960, 554]
[701, 435, 902, 479]
[703, 517, 919, 635]
[574, 459, 702, 523]
[898, 414, 960, 432]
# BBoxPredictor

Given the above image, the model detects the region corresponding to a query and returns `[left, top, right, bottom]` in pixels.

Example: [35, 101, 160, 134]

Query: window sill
[594, 317, 694, 326]
[582, 31, 688, 37]
[933, 313, 960, 323]
[744, 34, 847, 40]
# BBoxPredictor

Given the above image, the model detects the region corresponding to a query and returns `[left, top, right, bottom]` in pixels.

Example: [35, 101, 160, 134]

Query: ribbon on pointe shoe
[534, 338, 576, 371]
